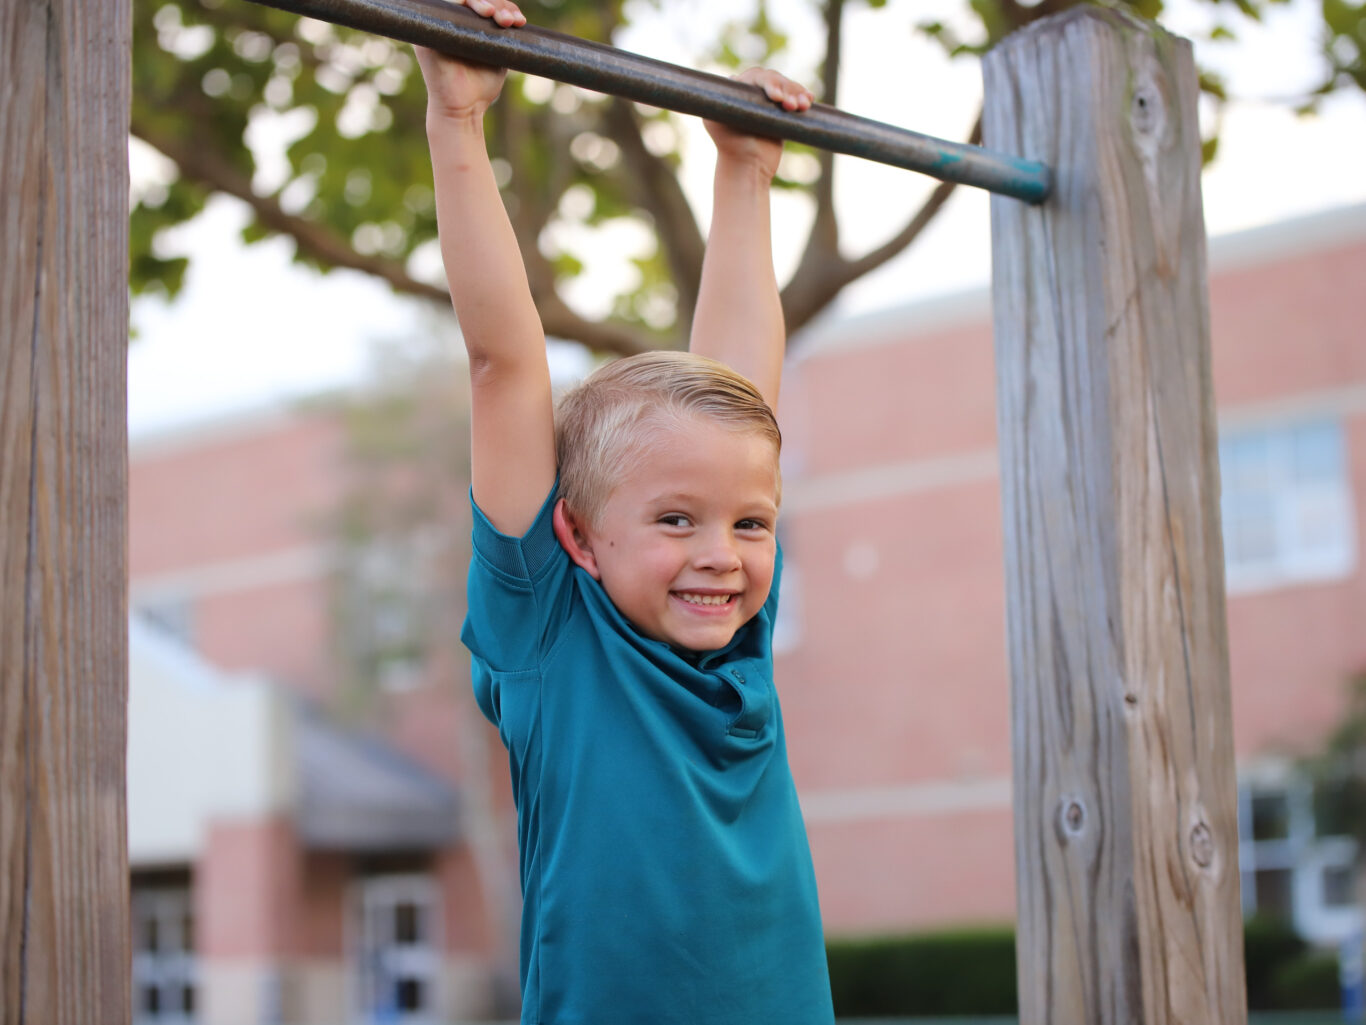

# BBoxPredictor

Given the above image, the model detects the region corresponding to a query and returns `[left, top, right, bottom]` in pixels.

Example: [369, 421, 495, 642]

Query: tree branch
[538, 293, 653, 358]
[781, 113, 982, 342]
[133, 113, 655, 358]
[495, 96, 557, 297]
[804, 0, 844, 259]
[843, 114, 982, 279]
[132, 113, 453, 306]
[600, 98, 706, 327]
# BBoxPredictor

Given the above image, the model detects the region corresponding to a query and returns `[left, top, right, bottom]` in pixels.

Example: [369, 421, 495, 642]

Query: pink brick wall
[1209, 240, 1366, 404]
[778, 480, 1010, 790]
[194, 579, 333, 698]
[811, 810, 1017, 933]
[201, 817, 303, 958]
[131, 414, 344, 574]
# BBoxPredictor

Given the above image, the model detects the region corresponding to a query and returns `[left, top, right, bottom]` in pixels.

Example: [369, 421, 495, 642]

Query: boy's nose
[693, 532, 742, 572]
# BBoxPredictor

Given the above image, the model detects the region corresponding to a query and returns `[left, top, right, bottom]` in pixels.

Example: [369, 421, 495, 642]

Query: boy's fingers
[736, 67, 813, 111]
[458, 0, 526, 26]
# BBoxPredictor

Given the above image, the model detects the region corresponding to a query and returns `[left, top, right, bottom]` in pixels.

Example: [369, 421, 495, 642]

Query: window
[1219, 420, 1355, 591]
[1238, 773, 1360, 945]
[353, 874, 441, 1024]
[132, 883, 196, 1025]
[1324, 864, 1356, 909]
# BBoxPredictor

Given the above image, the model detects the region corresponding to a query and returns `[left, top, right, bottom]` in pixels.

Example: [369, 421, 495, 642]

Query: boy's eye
[659, 514, 691, 527]
[736, 518, 769, 532]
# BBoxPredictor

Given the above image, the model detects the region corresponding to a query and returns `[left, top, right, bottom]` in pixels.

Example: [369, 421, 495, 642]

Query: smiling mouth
[674, 592, 736, 607]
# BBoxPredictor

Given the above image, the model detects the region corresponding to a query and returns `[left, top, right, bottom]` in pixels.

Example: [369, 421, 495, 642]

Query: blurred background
[124, 0, 1366, 1021]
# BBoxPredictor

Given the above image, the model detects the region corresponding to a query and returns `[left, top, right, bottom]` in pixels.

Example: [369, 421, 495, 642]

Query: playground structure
[1, 2, 1247, 1023]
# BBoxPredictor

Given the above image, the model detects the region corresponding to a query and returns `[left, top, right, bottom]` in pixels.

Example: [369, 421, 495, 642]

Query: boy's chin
[659, 618, 745, 654]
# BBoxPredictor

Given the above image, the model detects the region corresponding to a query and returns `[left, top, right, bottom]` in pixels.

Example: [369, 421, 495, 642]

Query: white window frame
[1219, 418, 1356, 594]
[349, 873, 443, 1025]
[1239, 765, 1362, 945]
[131, 885, 197, 1025]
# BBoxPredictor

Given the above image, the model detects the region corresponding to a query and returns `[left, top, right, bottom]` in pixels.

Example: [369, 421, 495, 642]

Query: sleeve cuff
[470, 482, 562, 580]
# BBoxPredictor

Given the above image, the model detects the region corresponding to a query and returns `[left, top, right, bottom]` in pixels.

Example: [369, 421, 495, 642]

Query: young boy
[416, 3, 835, 1021]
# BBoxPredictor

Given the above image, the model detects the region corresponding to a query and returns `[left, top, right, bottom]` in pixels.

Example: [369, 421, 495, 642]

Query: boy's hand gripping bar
[241, 0, 1053, 203]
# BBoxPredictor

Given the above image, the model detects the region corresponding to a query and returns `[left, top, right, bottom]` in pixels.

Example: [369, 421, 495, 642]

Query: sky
[127, 0, 1366, 439]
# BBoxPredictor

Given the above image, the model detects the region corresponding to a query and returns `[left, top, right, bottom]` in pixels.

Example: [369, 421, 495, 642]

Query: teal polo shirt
[462, 488, 834, 1025]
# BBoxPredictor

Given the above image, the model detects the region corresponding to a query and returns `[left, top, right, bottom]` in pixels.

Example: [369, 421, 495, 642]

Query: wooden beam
[0, 0, 132, 1014]
[983, 10, 1246, 1025]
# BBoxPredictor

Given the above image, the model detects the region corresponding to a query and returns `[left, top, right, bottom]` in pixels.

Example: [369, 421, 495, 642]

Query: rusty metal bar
[243, 0, 1053, 203]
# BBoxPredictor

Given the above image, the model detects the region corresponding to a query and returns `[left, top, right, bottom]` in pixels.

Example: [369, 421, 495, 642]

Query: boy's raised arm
[417, 0, 556, 537]
[689, 69, 812, 411]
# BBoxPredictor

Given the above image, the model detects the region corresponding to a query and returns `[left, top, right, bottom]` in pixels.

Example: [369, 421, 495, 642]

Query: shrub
[826, 927, 1017, 1016]
[1243, 914, 1308, 1010]
[1269, 952, 1342, 1010]
[827, 915, 1342, 1015]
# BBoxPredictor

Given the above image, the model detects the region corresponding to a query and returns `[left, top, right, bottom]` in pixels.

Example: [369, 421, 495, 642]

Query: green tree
[322, 350, 472, 718]
[316, 338, 524, 1006]
[130, 0, 1360, 356]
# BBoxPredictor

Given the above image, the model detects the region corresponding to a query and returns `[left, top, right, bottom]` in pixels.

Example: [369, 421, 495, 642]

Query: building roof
[295, 701, 458, 851]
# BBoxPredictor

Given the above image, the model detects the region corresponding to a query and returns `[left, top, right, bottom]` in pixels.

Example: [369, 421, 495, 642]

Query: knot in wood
[1190, 822, 1215, 867]
[1061, 798, 1086, 835]
[1130, 79, 1166, 142]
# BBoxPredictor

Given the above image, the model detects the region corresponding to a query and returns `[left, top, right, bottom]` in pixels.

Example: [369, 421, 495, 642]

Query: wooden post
[1, 0, 131, 1015]
[984, 10, 1246, 1025]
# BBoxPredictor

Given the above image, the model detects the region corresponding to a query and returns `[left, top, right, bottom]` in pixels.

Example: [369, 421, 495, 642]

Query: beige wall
[128, 621, 296, 865]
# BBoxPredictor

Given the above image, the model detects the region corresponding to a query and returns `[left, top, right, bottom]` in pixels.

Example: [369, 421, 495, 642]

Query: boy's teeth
[679, 592, 730, 606]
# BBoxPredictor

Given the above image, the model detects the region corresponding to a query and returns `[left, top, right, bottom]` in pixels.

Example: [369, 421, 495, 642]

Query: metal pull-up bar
[244, 0, 1053, 203]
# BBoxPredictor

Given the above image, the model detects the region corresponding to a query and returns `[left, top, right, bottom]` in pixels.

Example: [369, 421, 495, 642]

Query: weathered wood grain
[984, 10, 1245, 1025]
[1, 0, 131, 1015]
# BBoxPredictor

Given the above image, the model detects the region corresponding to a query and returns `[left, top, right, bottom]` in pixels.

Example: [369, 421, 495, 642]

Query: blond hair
[555, 351, 781, 526]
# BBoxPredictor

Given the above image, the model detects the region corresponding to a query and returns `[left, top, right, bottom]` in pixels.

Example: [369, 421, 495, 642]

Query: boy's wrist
[714, 152, 777, 191]
[426, 104, 490, 137]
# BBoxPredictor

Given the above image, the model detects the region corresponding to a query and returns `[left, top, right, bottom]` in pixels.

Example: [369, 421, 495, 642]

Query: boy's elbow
[467, 350, 496, 379]
[466, 350, 547, 394]
[465, 341, 513, 377]
[467, 353, 507, 395]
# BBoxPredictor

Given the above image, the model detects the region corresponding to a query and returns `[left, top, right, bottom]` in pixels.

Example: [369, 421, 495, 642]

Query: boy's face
[560, 417, 780, 653]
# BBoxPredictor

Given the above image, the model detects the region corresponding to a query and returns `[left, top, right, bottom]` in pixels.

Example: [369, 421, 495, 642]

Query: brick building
[776, 202, 1366, 942]
[128, 202, 1366, 1023]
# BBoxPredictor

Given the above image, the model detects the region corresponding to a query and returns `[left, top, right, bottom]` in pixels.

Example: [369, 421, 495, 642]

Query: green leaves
[131, 0, 1366, 349]
[1321, 0, 1365, 92]
[131, 0, 719, 347]
[708, 0, 790, 70]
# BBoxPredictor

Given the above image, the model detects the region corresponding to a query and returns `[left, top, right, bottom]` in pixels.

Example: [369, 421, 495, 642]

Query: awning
[295, 706, 459, 852]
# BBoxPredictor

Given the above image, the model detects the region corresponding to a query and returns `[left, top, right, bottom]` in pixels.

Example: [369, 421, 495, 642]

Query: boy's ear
[552, 499, 601, 579]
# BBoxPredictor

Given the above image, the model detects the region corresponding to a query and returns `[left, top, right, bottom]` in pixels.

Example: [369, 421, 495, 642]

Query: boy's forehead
[632, 416, 777, 454]
[607, 430, 780, 499]
[620, 424, 778, 472]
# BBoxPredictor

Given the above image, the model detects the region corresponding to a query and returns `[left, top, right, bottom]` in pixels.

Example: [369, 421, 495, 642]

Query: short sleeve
[461, 485, 573, 679]
[761, 541, 784, 627]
